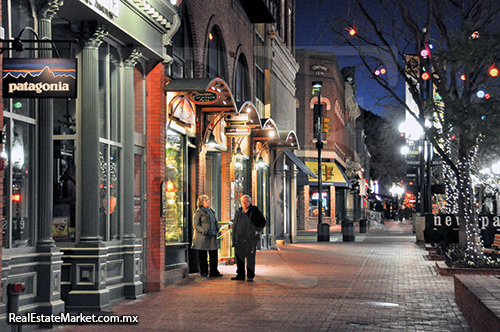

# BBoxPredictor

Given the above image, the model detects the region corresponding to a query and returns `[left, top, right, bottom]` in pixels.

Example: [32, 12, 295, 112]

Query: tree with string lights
[328, 0, 500, 257]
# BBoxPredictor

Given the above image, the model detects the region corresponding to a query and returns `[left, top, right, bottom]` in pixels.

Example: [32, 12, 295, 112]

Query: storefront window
[309, 188, 331, 217]
[256, 165, 269, 237]
[99, 145, 120, 240]
[53, 140, 76, 241]
[232, 159, 250, 219]
[2, 117, 36, 248]
[98, 41, 122, 241]
[165, 130, 185, 243]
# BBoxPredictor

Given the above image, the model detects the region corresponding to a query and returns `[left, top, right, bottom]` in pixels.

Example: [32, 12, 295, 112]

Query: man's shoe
[201, 273, 208, 277]
[247, 277, 254, 282]
[231, 276, 245, 281]
[208, 273, 223, 278]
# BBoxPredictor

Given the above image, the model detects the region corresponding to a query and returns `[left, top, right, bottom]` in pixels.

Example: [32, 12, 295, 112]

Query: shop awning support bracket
[0, 27, 78, 57]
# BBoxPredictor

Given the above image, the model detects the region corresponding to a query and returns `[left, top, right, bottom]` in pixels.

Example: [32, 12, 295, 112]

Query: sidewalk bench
[483, 234, 500, 255]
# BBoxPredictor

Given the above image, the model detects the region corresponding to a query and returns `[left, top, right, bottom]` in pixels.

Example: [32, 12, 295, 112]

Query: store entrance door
[134, 146, 147, 289]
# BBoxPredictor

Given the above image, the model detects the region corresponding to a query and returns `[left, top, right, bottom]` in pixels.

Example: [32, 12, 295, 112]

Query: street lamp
[313, 81, 329, 242]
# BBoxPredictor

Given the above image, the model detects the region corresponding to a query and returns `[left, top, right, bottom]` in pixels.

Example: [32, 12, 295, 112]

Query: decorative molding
[52, 270, 61, 296]
[38, 0, 64, 21]
[124, 48, 143, 68]
[133, 0, 176, 30]
[101, 263, 107, 284]
[72, 22, 108, 48]
[76, 263, 96, 285]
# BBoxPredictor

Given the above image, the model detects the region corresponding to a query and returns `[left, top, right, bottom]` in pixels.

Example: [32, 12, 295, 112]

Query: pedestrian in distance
[231, 195, 267, 282]
[192, 195, 223, 278]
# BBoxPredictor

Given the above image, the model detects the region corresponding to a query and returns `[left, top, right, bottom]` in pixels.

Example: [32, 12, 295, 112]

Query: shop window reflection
[99, 145, 121, 241]
[2, 119, 35, 248]
[53, 140, 76, 241]
[309, 189, 330, 217]
[165, 130, 184, 243]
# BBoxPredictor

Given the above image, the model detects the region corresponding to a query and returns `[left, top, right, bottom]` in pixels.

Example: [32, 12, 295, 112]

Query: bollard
[342, 220, 355, 242]
[317, 222, 330, 242]
[8, 282, 25, 332]
[359, 219, 368, 233]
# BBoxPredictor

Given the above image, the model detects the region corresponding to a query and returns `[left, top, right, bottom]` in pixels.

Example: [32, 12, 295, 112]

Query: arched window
[235, 55, 250, 103]
[206, 26, 226, 79]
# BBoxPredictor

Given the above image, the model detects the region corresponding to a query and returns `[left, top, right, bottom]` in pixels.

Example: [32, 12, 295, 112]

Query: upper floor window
[206, 26, 226, 79]
[235, 55, 250, 103]
[171, 3, 194, 78]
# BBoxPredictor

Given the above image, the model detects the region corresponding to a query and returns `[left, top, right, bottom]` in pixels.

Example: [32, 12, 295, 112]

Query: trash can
[342, 220, 355, 242]
[317, 222, 330, 242]
[359, 219, 368, 233]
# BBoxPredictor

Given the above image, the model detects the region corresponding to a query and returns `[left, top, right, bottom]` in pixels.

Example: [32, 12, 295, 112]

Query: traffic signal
[322, 117, 331, 133]
[421, 71, 430, 80]
[324, 165, 334, 180]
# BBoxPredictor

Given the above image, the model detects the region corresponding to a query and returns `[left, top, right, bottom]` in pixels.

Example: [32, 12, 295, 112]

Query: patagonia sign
[3, 58, 77, 98]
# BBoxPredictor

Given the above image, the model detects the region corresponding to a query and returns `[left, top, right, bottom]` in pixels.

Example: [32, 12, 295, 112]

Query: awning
[165, 78, 238, 113]
[304, 161, 351, 188]
[283, 150, 317, 178]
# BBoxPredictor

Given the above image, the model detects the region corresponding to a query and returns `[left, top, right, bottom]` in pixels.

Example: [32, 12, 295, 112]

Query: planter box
[436, 261, 500, 276]
[428, 252, 445, 261]
[455, 275, 500, 332]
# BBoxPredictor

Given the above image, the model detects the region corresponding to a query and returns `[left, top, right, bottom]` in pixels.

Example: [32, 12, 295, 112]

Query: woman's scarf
[200, 207, 218, 236]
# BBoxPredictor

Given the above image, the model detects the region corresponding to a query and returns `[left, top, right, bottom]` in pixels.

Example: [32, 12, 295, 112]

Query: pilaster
[66, 22, 110, 311]
[122, 48, 143, 299]
[34, 0, 65, 320]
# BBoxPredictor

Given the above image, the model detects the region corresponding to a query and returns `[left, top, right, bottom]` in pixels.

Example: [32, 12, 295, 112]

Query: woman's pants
[198, 250, 219, 276]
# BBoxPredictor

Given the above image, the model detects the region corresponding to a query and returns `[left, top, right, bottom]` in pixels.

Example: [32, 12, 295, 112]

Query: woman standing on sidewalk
[192, 195, 223, 278]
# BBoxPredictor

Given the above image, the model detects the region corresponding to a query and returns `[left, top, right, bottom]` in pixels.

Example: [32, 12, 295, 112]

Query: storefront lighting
[234, 147, 245, 159]
[206, 131, 218, 148]
[223, 97, 231, 105]
[166, 180, 175, 193]
[256, 156, 267, 169]
[211, 82, 222, 92]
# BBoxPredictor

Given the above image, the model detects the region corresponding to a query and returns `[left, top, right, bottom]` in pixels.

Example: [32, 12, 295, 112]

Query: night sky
[295, 0, 404, 117]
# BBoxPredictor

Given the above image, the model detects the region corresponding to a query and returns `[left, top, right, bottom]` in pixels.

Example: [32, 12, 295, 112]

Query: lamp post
[313, 81, 329, 242]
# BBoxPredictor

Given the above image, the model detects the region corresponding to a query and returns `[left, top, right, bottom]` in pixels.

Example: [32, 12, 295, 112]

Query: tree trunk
[457, 136, 483, 256]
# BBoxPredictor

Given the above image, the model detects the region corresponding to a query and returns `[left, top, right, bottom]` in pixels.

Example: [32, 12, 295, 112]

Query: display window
[2, 116, 36, 248]
[309, 188, 331, 217]
[165, 130, 185, 243]
[98, 41, 123, 241]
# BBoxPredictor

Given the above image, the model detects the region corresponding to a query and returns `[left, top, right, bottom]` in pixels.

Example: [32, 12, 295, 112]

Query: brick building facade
[295, 49, 363, 230]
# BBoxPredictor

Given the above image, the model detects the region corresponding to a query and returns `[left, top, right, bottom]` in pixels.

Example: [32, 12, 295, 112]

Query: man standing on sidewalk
[231, 195, 267, 281]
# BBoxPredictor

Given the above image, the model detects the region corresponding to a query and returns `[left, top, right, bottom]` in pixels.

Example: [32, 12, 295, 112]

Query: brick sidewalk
[41, 221, 471, 331]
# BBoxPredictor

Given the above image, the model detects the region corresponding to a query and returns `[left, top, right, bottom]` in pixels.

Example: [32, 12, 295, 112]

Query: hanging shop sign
[189, 91, 219, 105]
[3, 58, 77, 98]
[224, 125, 251, 137]
[225, 113, 249, 123]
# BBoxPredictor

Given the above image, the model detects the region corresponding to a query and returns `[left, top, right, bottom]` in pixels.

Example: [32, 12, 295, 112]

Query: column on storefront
[35, 1, 65, 317]
[122, 48, 143, 299]
[66, 23, 111, 311]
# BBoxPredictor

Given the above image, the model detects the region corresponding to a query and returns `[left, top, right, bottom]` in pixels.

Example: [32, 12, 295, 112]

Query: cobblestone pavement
[45, 221, 472, 332]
